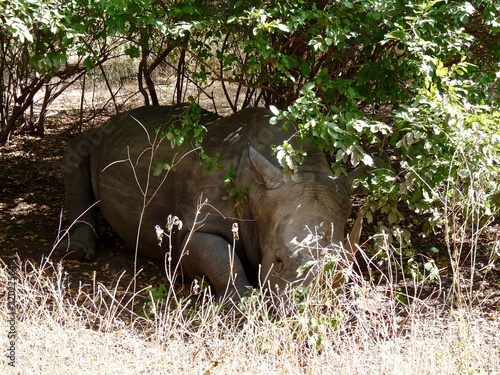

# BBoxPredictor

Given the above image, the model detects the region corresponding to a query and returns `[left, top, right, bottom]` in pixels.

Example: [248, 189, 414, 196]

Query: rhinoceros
[58, 104, 362, 300]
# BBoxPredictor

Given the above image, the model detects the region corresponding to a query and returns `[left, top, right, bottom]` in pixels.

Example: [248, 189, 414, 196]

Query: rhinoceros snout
[264, 266, 315, 297]
[261, 234, 353, 296]
[261, 247, 319, 294]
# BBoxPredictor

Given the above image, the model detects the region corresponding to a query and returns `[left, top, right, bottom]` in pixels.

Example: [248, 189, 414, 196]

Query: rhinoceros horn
[343, 162, 367, 261]
[345, 207, 365, 259]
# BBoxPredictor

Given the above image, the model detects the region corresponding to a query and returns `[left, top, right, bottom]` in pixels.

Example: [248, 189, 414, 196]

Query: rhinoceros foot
[54, 226, 96, 260]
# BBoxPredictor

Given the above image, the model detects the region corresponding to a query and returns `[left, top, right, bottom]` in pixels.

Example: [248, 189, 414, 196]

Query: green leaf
[282, 55, 297, 68]
[362, 154, 373, 166]
[343, 1, 354, 9]
[153, 162, 164, 177]
[388, 212, 397, 224]
[125, 47, 141, 58]
[300, 61, 311, 77]
[277, 23, 290, 32]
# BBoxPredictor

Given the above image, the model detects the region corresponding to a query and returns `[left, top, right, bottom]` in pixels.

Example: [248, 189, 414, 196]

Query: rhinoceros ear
[248, 143, 283, 189]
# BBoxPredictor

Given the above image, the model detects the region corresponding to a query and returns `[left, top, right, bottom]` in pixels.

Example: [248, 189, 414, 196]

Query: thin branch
[145, 147, 201, 207]
[98, 64, 119, 113]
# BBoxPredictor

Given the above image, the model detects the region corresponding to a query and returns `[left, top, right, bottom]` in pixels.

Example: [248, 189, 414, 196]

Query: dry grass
[1, 246, 499, 374]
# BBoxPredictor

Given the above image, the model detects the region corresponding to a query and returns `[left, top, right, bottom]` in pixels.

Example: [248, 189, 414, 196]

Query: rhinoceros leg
[181, 232, 250, 301]
[57, 131, 98, 260]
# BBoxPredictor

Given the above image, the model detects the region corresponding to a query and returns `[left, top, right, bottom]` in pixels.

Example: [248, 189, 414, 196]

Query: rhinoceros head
[244, 144, 357, 294]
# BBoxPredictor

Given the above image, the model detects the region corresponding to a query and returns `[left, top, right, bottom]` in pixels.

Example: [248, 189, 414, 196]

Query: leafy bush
[208, 0, 500, 245]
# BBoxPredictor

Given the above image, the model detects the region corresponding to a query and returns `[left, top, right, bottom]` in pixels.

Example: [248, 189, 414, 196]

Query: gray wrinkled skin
[59, 104, 354, 300]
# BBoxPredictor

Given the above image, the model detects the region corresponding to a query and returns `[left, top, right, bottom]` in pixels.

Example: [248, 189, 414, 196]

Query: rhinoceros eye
[274, 254, 284, 272]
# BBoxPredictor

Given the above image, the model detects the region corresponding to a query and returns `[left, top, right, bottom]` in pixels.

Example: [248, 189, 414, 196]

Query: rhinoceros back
[89, 105, 220, 257]
[88, 105, 307, 260]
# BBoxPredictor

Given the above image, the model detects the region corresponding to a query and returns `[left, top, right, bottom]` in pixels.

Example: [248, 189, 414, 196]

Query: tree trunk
[0, 79, 44, 145]
[144, 67, 159, 106]
[138, 50, 151, 106]
[175, 49, 186, 104]
[35, 85, 53, 136]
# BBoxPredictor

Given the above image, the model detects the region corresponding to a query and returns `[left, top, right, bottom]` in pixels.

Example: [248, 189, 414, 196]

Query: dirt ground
[1, 85, 499, 316]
